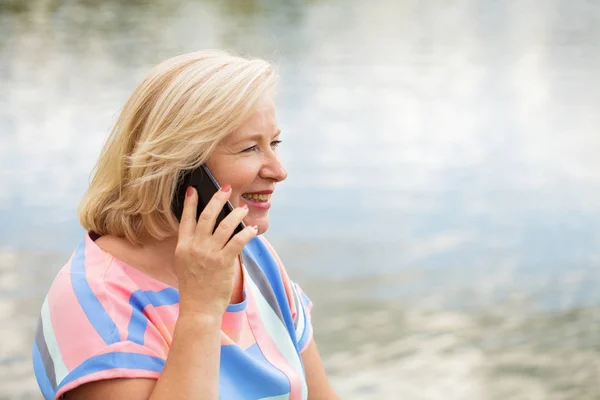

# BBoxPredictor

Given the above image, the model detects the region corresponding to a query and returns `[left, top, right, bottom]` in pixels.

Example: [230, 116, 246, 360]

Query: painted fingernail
[221, 184, 231, 192]
[186, 186, 194, 197]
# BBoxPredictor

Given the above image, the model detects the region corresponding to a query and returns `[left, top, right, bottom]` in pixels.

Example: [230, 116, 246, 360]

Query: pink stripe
[245, 284, 302, 400]
[112, 258, 171, 292]
[104, 267, 135, 342]
[142, 306, 173, 359]
[221, 310, 245, 331]
[222, 310, 246, 344]
[83, 236, 131, 341]
[111, 339, 164, 355]
[236, 315, 257, 350]
[151, 304, 178, 345]
[48, 260, 107, 371]
[153, 304, 178, 328]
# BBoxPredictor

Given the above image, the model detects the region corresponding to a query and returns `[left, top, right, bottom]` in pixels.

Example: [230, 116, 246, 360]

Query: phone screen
[171, 164, 246, 237]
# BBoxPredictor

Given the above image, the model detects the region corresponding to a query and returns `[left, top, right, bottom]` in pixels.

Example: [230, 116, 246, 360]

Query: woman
[32, 50, 339, 400]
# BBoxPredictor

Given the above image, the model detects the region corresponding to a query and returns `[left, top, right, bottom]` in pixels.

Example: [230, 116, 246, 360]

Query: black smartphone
[171, 164, 245, 237]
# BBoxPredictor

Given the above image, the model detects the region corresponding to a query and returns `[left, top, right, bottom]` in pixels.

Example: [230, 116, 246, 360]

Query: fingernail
[221, 184, 231, 192]
[186, 186, 194, 197]
[251, 225, 258, 230]
[240, 203, 248, 209]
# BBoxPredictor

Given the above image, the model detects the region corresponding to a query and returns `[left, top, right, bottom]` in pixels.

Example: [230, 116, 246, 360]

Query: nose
[260, 150, 287, 183]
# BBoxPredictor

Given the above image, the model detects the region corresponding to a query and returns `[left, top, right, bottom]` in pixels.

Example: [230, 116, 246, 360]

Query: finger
[178, 186, 198, 241]
[212, 205, 249, 248]
[195, 184, 232, 236]
[223, 224, 258, 256]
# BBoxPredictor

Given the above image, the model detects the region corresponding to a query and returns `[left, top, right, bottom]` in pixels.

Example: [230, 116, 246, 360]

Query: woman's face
[206, 96, 287, 235]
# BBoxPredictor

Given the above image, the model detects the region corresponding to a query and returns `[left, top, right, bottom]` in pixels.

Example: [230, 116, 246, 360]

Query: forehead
[226, 97, 279, 142]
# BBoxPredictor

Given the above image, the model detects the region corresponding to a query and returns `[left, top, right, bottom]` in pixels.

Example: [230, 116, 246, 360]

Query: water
[1, 0, 600, 398]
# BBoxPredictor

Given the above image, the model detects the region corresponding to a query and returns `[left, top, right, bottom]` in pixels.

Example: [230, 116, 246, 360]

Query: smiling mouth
[242, 193, 271, 202]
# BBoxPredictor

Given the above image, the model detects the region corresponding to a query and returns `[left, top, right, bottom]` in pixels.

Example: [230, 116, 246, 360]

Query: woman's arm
[302, 339, 340, 400]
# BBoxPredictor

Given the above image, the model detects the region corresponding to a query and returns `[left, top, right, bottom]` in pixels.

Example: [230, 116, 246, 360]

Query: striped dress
[32, 233, 313, 400]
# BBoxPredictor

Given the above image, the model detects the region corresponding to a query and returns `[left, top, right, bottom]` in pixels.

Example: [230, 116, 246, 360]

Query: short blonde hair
[78, 50, 278, 244]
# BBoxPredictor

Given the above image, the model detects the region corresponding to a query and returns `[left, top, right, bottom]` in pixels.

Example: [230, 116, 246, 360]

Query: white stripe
[260, 395, 290, 400]
[244, 267, 308, 400]
[292, 284, 305, 341]
[41, 297, 69, 384]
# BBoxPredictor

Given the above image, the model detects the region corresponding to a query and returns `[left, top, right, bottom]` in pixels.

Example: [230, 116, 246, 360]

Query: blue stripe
[127, 288, 179, 345]
[226, 291, 247, 312]
[32, 341, 56, 400]
[126, 307, 147, 346]
[219, 344, 289, 399]
[243, 237, 298, 348]
[143, 288, 179, 306]
[55, 352, 165, 393]
[70, 240, 119, 345]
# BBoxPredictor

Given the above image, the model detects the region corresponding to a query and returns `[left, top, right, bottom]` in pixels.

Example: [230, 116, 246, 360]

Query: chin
[244, 217, 269, 236]
[257, 224, 268, 235]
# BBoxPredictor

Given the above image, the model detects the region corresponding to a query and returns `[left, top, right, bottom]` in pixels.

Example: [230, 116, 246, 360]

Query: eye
[240, 140, 281, 153]
[241, 145, 258, 153]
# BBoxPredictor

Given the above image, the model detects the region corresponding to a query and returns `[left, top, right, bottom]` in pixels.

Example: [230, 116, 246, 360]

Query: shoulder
[44, 236, 120, 335]
[33, 236, 167, 399]
[46, 235, 131, 322]
[42, 234, 172, 343]
[36, 236, 132, 358]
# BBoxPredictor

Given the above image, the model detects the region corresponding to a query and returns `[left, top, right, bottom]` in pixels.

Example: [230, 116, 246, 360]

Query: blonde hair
[78, 50, 278, 244]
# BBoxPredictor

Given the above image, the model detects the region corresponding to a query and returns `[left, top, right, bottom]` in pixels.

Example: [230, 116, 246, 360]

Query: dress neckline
[86, 232, 248, 312]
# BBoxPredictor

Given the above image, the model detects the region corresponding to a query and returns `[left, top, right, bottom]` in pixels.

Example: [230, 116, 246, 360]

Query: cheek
[229, 193, 241, 208]
[231, 166, 261, 191]
[208, 157, 262, 204]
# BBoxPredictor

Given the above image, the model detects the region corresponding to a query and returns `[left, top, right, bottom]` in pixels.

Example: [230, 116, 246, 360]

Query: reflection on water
[2, 0, 600, 398]
[317, 295, 600, 399]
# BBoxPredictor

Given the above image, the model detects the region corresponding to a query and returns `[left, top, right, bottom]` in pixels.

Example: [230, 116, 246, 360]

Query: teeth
[242, 193, 271, 202]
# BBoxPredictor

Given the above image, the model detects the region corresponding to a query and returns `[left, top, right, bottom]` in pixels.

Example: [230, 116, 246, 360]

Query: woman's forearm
[149, 313, 222, 400]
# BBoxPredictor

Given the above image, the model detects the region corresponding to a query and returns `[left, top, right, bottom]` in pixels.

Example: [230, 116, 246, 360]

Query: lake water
[1, 0, 600, 398]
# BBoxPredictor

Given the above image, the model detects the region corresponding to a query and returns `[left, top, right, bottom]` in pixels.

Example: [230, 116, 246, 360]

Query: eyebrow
[231, 129, 281, 146]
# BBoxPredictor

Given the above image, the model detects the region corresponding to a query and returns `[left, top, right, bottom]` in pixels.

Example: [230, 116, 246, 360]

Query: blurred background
[1, 0, 600, 398]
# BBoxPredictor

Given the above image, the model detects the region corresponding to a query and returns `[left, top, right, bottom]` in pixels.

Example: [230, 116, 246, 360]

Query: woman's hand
[174, 184, 257, 319]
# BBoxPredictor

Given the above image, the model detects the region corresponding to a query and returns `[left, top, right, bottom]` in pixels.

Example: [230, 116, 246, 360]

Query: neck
[142, 234, 179, 266]
[129, 234, 180, 286]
